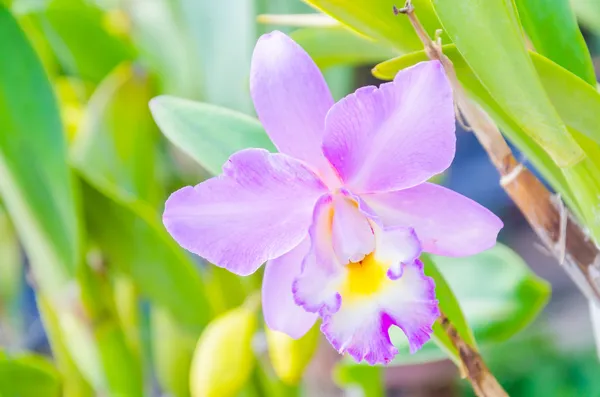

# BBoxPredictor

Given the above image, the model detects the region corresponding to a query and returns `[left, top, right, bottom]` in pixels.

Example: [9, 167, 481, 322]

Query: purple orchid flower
[163, 31, 503, 365]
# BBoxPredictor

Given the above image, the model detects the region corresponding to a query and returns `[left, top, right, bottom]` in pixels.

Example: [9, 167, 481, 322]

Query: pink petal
[331, 194, 375, 265]
[163, 149, 326, 275]
[363, 182, 503, 257]
[322, 61, 455, 193]
[322, 259, 439, 364]
[250, 31, 339, 187]
[293, 195, 344, 316]
[262, 239, 318, 339]
[375, 226, 421, 280]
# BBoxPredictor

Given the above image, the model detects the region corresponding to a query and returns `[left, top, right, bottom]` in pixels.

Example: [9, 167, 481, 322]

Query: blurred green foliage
[0, 0, 599, 396]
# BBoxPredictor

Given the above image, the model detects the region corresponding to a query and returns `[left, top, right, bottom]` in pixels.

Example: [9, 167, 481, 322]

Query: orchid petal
[322, 61, 455, 193]
[250, 31, 339, 186]
[331, 194, 375, 265]
[262, 239, 318, 339]
[363, 182, 503, 257]
[322, 259, 438, 364]
[163, 149, 326, 275]
[293, 195, 344, 316]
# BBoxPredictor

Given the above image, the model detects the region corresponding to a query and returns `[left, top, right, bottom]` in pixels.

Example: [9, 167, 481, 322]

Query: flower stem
[437, 311, 507, 397]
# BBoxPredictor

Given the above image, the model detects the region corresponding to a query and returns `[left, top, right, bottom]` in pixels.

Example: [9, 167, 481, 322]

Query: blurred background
[1, 0, 600, 396]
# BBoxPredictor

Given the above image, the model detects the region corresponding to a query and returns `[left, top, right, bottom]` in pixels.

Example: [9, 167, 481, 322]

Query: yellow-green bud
[266, 323, 320, 385]
[190, 306, 257, 397]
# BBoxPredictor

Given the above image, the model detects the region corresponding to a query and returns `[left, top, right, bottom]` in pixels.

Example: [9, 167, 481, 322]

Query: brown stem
[395, 1, 600, 303]
[438, 313, 508, 397]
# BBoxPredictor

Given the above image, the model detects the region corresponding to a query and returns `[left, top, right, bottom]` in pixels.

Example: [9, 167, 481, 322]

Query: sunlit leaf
[515, 0, 595, 85]
[333, 363, 384, 397]
[127, 0, 200, 98]
[33, 2, 134, 84]
[422, 255, 475, 364]
[151, 307, 196, 397]
[177, 0, 254, 113]
[0, 4, 78, 293]
[571, 0, 600, 34]
[291, 26, 398, 69]
[257, 13, 338, 27]
[431, 0, 583, 167]
[0, 352, 61, 397]
[71, 63, 161, 206]
[150, 95, 275, 175]
[303, 0, 444, 54]
[0, 206, 22, 313]
[72, 66, 212, 329]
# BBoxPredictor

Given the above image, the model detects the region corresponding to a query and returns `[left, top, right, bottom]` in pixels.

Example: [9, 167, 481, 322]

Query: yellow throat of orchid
[341, 253, 390, 302]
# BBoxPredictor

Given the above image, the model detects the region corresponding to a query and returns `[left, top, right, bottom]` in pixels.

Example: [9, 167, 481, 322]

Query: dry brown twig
[393, 0, 600, 396]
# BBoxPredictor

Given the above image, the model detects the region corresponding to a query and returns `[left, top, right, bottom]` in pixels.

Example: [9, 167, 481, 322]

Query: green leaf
[33, 3, 134, 84]
[0, 353, 61, 397]
[333, 363, 384, 397]
[37, 296, 94, 397]
[303, 0, 445, 54]
[151, 307, 196, 397]
[431, 0, 584, 167]
[76, 256, 143, 397]
[0, 4, 79, 293]
[515, 0, 595, 85]
[257, 13, 338, 27]
[290, 26, 398, 69]
[150, 95, 275, 175]
[531, 53, 600, 144]
[71, 64, 161, 206]
[127, 0, 201, 98]
[571, 0, 600, 34]
[71, 67, 212, 329]
[177, 0, 254, 113]
[0, 206, 22, 312]
[388, 244, 550, 365]
[81, 182, 210, 327]
[423, 255, 475, 364]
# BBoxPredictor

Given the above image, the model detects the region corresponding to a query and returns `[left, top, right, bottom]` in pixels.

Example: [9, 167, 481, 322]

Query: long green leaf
[177, 0, 255, 113]
[422, 255, 475, 364]
[151, 307, 196, 397]
[303, 0, 444, 54]
[291, 26, 397, 69]
[150, 95, 275, 175]
[0, 206, 22, 317]
[0, 3, 78, 295]
[333, 364, 384, 397]
[71, 64, 161, 206]
[515, 0, 595, 85]
[571, 0, 600, 34]
[77, 255, 143, 397]
[33, 3, 134, 84]
[0, 352, 61, 397]
[431, 0, 583, 167]
[37, 296, 94, 397]
[71, 66, 212, 329]
[127, 0, 201, 98]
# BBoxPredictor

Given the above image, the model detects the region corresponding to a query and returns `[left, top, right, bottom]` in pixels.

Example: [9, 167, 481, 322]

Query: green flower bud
[190, 306, 256, 397]
[266, 323, 319, 385]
